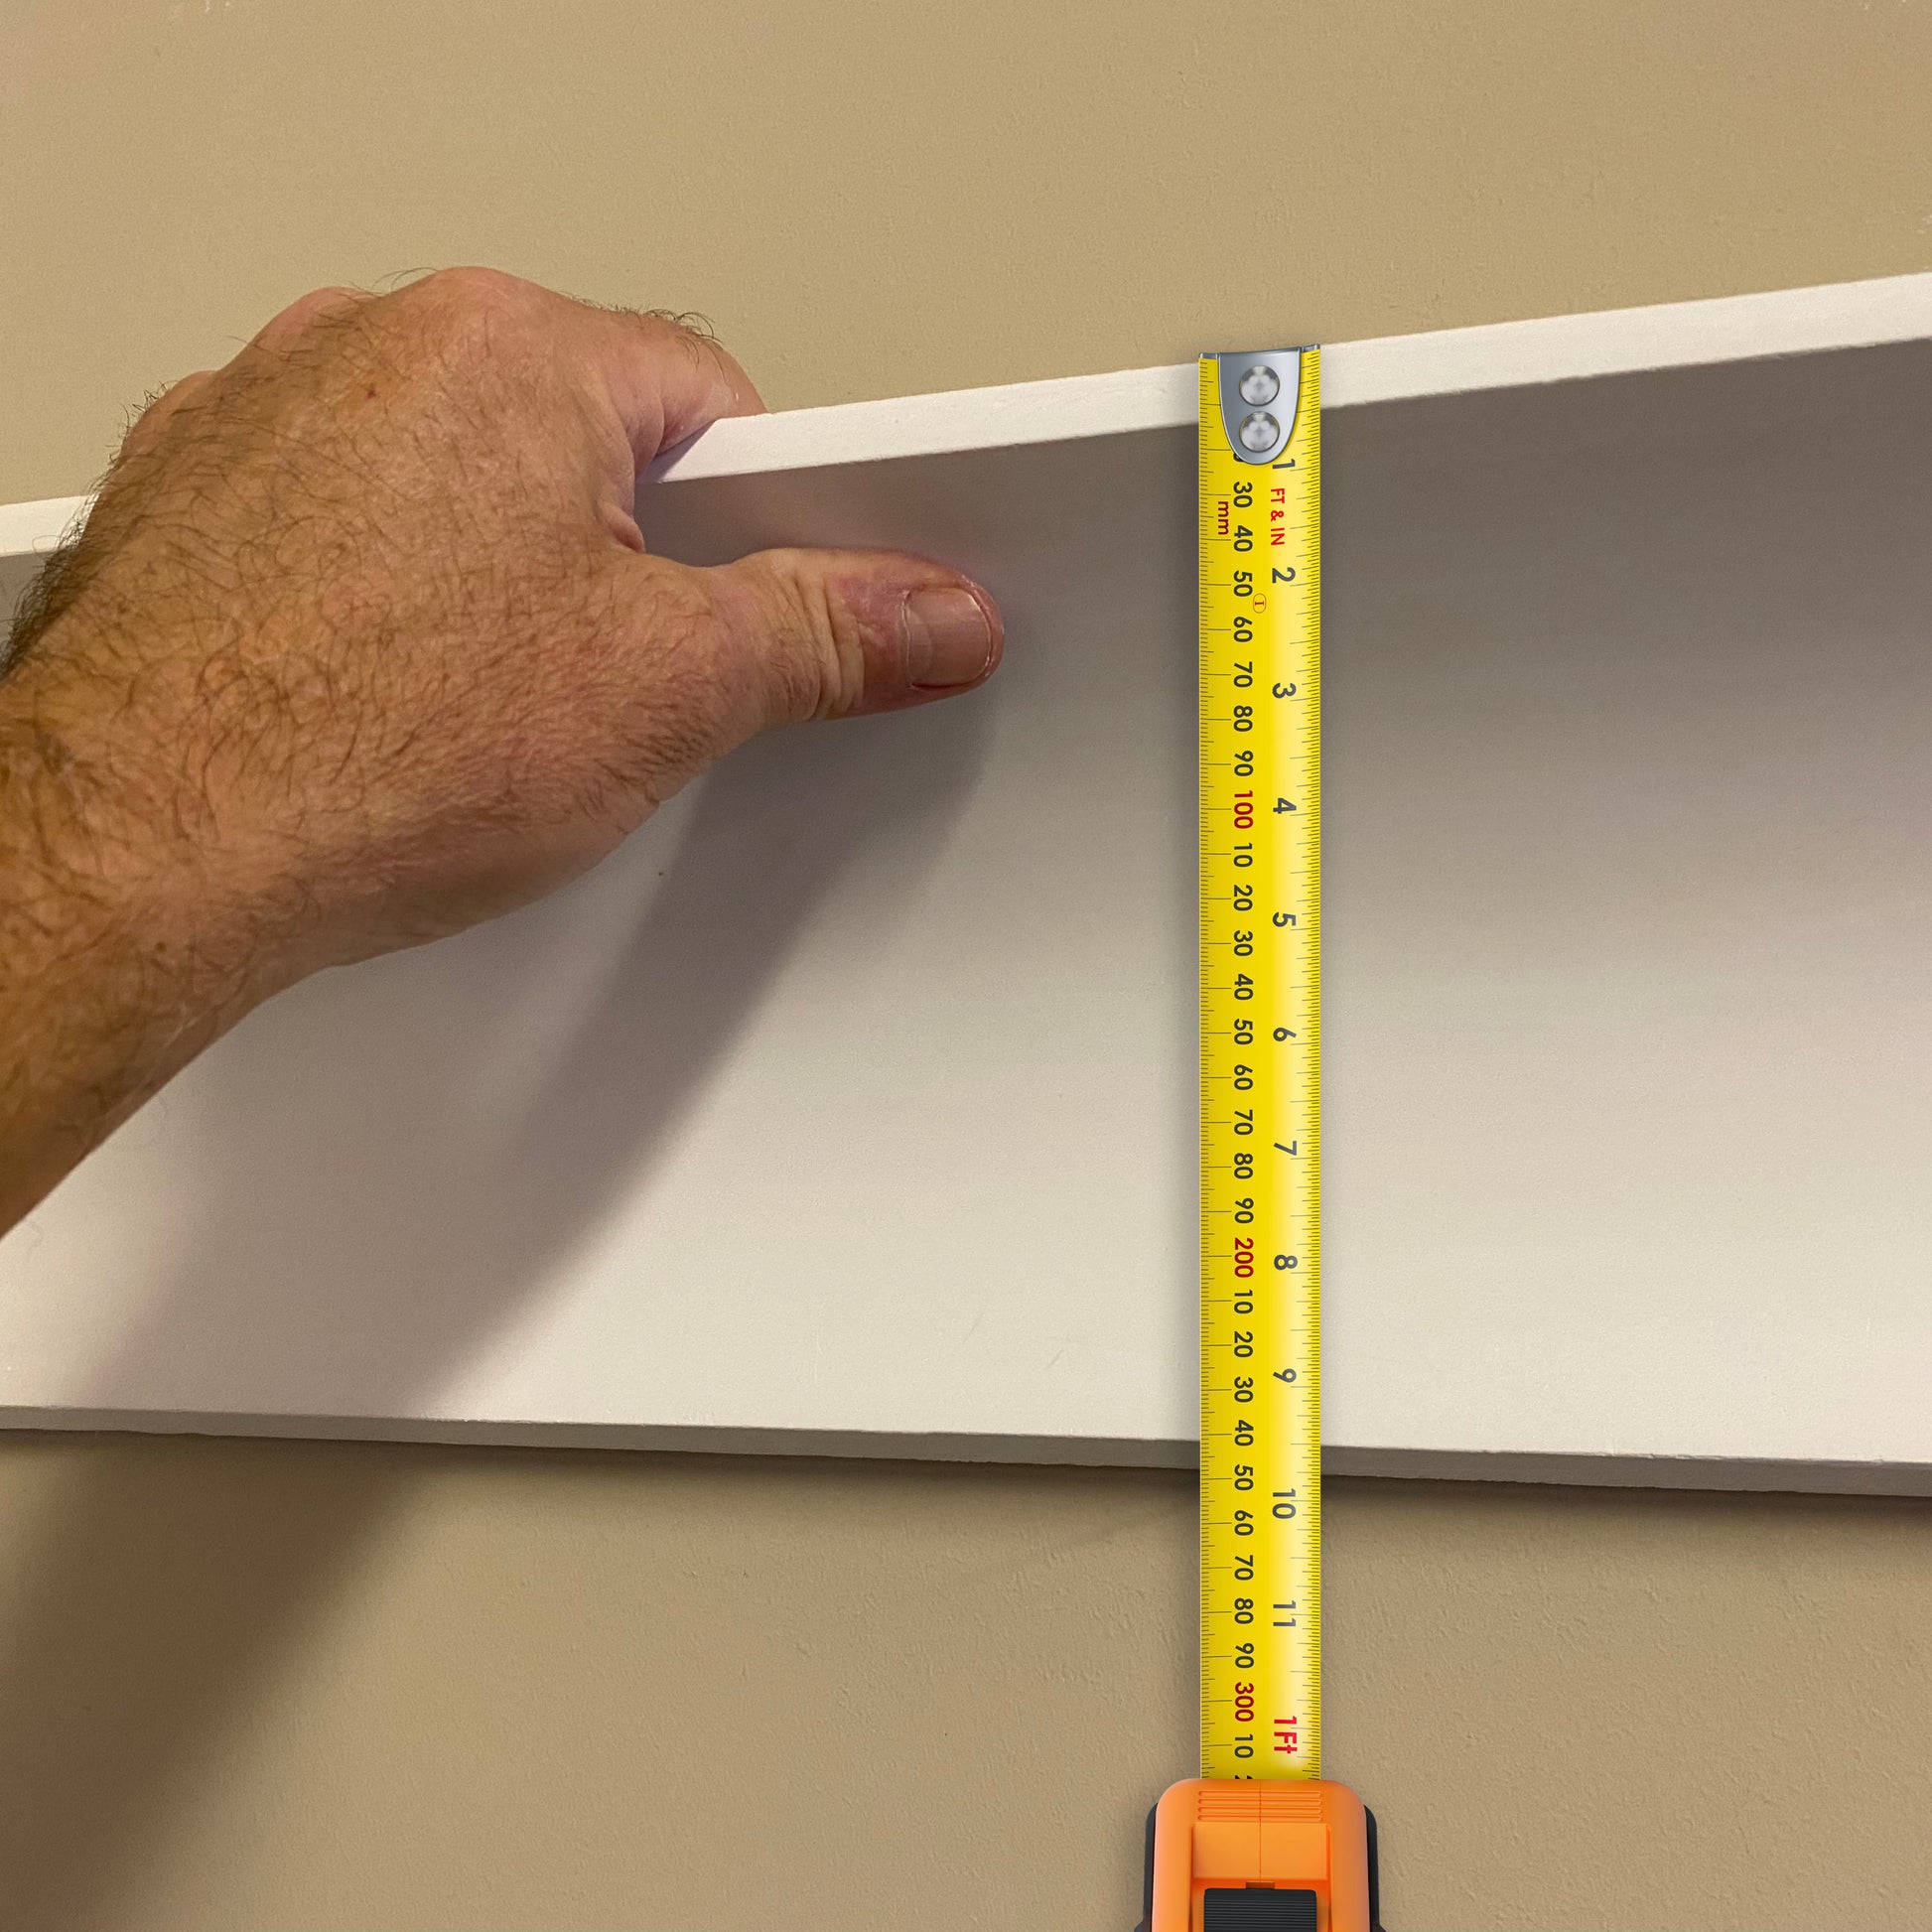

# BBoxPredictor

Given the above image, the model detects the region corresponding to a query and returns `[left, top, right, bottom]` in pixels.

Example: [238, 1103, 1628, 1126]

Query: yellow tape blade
[1198, 348, 1321, 1781]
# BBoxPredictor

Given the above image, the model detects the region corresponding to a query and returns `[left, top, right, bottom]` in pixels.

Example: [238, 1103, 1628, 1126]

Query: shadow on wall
[0, 1438, 411, 1931]
[0, 690, 997, 1928]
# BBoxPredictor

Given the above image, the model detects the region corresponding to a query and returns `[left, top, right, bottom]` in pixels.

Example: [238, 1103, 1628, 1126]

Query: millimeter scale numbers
[1197, 349, 1321, 1782]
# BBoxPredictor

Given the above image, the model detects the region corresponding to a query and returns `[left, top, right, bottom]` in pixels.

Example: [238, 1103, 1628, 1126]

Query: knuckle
[294, 283, 365, 320]
[747, 550, 861, 721]
[398, 267, 543, 360]
[254, 284, 366, 351]
[609, 307, 731, 385]
[642, 310, 719, 359]
[423, 264, 527, 308]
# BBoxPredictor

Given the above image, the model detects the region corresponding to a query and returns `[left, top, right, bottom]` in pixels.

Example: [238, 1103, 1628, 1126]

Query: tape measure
[1197, 347, 1321, 1784]
[1151, 347, 1383, 1932]
[1145, 349, 1372, 1932]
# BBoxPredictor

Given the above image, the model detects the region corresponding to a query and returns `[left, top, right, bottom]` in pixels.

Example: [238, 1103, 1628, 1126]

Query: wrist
[0, 642, 276, 1221]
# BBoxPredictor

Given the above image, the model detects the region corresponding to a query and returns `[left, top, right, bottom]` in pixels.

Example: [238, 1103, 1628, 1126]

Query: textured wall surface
[6, 0, 1932, 503]
[4, 2, 1932, 1927]
[0, 1441, 1928, 1932]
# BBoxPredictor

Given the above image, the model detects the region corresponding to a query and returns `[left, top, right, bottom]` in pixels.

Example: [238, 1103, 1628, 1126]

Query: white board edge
[0, 492, 90, 563]
[4, 1409, 1929, 1495]
[8, 270, 1932, 560]
[642, 266, 1932, 482]
[1322, 266, 1932, 412]
[1323, 1448, 1932, 1499]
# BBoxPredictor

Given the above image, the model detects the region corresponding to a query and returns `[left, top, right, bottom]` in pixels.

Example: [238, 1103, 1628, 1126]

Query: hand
[0, 268, 1004, 1228]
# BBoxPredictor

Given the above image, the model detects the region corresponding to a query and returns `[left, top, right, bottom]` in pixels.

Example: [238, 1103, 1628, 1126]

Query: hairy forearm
[0, 645, 262, 1230]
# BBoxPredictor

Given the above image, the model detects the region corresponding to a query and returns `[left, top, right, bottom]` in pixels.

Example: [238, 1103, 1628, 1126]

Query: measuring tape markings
[1197, 349, 1321, 1783]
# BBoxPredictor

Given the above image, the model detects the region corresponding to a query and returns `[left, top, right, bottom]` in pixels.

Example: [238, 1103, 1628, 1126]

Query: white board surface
[4, 276, 1932, 1489]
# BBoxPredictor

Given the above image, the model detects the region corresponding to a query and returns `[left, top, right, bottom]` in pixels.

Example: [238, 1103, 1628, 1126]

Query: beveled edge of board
[7, 269, 1932, 566]
[4, 1408, 1930, 1496]
[650, 266, 1932, 477]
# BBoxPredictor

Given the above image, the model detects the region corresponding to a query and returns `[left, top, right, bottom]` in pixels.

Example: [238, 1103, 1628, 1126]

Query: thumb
[670, 545, 1004, 733]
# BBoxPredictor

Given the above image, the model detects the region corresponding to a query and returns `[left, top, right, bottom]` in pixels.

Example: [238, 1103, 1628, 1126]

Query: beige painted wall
[1, 1442, 1929, 1932]
[7, 0, 1932, 504]
[4, 2, 1932, 1927]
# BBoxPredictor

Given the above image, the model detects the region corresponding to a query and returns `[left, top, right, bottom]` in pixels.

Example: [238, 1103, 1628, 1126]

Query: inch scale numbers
[1196, 348, 1321, 1782]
